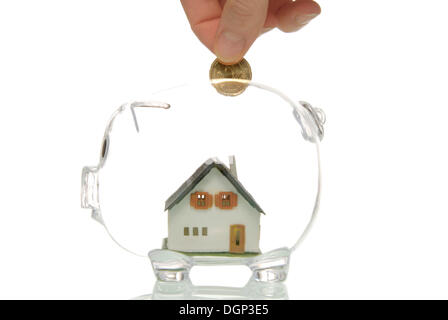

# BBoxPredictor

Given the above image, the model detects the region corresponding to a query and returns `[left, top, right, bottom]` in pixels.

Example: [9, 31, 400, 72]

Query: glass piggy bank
[81, 78, 325, 283]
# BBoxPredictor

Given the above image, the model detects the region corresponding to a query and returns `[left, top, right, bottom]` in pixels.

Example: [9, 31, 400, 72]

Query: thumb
[213, 0, 269, 64]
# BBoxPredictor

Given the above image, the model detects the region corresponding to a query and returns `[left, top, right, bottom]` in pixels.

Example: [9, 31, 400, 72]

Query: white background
[0, 0, 447, 299]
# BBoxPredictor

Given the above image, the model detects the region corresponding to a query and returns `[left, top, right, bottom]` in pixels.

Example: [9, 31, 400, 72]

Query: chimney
[229, 155, 238, 178]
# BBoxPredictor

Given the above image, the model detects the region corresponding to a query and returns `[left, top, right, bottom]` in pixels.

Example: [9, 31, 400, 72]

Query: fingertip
[191, 18, 220, 52]
[310, 1, 322, 16]
[213, 31, 246, 64]
[276, 1, 321, 33]
[213, 0, 269, 64]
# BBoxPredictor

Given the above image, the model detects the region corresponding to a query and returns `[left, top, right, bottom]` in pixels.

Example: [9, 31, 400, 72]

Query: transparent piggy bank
[81, 79, 325, 283]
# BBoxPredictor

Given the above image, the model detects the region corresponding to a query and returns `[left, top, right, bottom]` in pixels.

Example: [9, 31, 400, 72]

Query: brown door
[229, 224, 245, 253]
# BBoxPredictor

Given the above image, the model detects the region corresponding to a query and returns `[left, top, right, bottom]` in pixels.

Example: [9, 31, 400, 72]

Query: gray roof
[165, 158, 264, 214]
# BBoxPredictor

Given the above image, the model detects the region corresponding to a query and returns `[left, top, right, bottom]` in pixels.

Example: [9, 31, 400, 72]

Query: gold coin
[209, 58, 252, 96]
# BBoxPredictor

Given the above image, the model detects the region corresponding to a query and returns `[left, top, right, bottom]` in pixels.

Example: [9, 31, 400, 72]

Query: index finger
[181, 0, 222, 51]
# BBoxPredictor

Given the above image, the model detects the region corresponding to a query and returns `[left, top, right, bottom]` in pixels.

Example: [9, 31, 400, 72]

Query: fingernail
[215, 31, 246, 64]
[296, 13, 319, 27]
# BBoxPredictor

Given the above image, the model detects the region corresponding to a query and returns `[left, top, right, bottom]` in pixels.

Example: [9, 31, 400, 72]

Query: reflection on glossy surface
[134, 278, 288, 300]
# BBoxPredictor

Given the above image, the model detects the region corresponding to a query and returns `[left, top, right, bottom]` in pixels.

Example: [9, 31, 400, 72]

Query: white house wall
[168, 167, 261, 253]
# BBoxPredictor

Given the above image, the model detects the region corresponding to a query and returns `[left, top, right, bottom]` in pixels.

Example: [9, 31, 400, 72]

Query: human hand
[181, 0, 321, 64]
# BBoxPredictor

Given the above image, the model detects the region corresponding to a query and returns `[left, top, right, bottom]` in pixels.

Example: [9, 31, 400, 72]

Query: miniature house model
[165, 157, 264, 254]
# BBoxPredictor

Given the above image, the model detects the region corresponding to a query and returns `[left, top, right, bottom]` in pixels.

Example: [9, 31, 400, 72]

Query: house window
[193, 227, 199, 236]
[190, 192, 212, 209]
[184, 227, 189, 236]
[222, 194, 231, 207]
[215, 192, 237, 209]
[202, 227, 208, 236]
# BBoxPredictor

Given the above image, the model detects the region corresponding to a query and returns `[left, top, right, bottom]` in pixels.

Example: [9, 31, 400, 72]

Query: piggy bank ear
[248, 81, 325, 143]
[293, 101, 325, 143]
